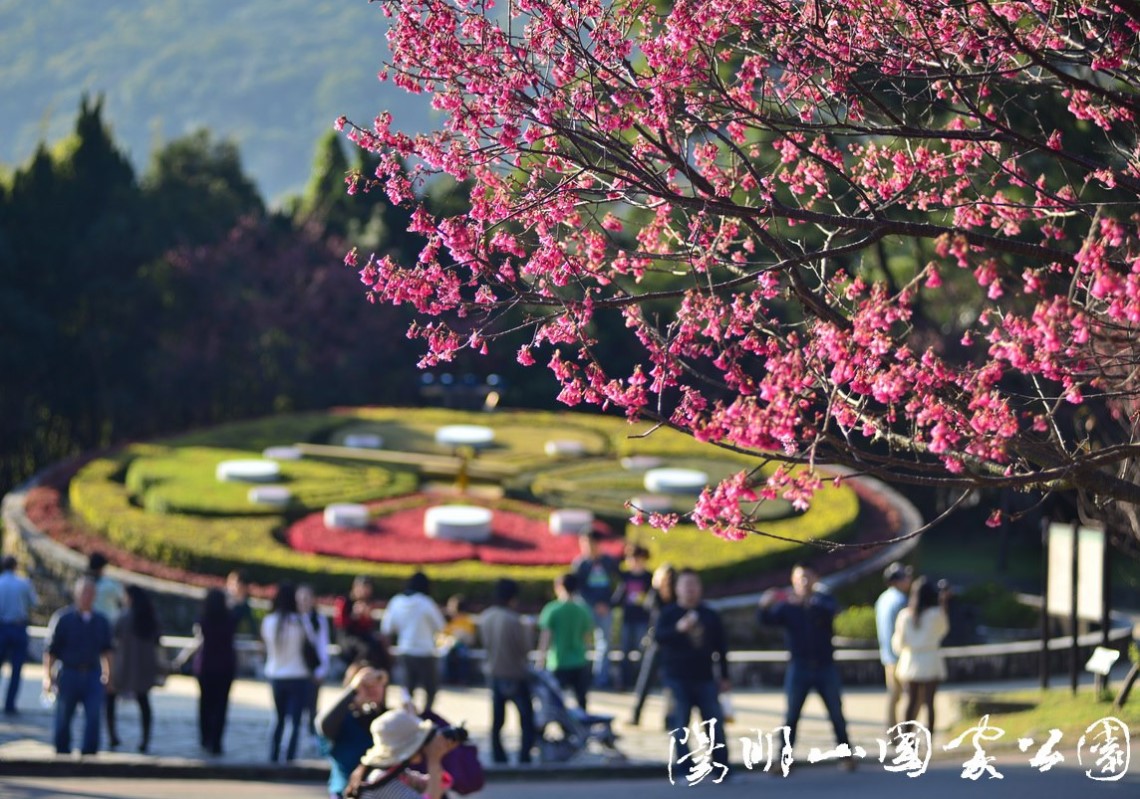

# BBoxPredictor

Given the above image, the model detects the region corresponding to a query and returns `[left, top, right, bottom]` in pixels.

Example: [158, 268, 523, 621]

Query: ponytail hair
[907, 576, 939, 629]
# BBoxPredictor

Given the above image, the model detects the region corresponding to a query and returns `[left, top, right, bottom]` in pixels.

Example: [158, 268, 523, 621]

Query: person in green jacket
[537, 573, 594, 712]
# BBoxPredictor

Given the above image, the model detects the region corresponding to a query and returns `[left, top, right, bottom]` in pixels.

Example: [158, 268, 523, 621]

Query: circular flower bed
[287, 494, 620, 566]
[44, 407, 867, 604]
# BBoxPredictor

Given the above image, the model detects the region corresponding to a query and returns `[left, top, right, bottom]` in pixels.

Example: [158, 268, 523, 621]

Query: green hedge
[155, 411, 350, 451]
[959, 582, 1040, 629]
[834, 605, 878, 641]
[631, 486, 860, 585]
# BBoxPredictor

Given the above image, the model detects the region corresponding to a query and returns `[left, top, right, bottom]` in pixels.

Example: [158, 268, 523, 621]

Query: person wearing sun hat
[344, 708, 459, 799]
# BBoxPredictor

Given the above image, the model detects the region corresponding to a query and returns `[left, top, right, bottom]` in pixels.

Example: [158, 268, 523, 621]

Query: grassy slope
[0, 0, 433, 201]
[952, 686, 1140, 749]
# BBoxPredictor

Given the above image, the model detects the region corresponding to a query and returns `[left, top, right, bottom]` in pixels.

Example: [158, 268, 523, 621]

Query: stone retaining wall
[3, 483, 212, 633]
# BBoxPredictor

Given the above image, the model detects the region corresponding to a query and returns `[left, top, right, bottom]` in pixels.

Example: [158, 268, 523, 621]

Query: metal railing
[25, 611, 1132, 683]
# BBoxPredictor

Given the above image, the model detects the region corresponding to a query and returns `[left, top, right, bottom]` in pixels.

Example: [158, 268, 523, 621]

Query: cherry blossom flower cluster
[343, 0, 1140, 538]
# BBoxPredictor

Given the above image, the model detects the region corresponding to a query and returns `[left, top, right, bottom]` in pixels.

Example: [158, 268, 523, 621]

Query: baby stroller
[529, 667, 624, 763]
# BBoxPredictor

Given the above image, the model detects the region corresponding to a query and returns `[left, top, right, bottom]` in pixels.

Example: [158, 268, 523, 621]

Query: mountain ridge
[0, 0, 433, 202]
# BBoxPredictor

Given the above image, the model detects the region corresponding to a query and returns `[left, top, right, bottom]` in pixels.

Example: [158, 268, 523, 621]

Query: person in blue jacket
[42, 576, 113, 755]
[316, 663, 390, 799]
[758, 563, 854, 770]
[875, 561, 913, 729]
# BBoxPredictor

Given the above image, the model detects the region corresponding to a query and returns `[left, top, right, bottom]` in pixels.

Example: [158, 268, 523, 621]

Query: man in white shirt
[381, 572, 445, 714]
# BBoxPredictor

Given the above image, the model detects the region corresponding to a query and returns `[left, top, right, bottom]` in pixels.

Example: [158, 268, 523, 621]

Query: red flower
[286, 495, 619, 566]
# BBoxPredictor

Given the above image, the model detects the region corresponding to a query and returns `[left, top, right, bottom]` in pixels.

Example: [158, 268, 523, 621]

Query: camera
[438, 724, 469, 744]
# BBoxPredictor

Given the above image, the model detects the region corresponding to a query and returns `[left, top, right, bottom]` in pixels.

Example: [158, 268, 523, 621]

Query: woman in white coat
[891, 576, 950, 736]
[261, 582, 310, 762]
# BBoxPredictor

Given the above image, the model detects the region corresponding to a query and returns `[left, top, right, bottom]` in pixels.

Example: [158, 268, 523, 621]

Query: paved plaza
[0, 661, 1061, 778]
[2, 660, 1138, 799]
[6, 763, 1138, 799]
[1, 660, 966, 771]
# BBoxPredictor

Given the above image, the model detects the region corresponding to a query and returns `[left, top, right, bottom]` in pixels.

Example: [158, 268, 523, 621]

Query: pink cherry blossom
[339, 0, 1140, 540]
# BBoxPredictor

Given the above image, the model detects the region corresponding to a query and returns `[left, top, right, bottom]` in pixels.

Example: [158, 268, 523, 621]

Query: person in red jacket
[334, 576, 390, 671]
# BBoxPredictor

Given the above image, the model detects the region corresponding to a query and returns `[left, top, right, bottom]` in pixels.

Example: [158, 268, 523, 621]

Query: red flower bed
[22, 486, 231, 593]
[286, 495, 620, 566]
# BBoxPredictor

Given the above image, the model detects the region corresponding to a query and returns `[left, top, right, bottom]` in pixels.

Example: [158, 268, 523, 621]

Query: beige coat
[891, 606, 949, 682]
[112, 609, 161, 695]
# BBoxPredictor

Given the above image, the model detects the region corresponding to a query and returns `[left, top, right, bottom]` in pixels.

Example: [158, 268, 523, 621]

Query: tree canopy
[0, 98, 422, 494]
[343, 0, 1140, 543]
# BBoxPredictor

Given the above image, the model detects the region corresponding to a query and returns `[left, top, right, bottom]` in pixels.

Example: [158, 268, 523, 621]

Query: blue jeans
[0, 623, 29, 712]
[443, 643, 472, 685]
[270, 677, 309, 761]
[304, 677, 320, 736]
[54, 666, 105, 754]
[619, 619, 650, 688]
[663, 676, 726, 762]
[591, 608, 614, 687]
[784, 661, 849, 748]
[490, 676, 536, 763]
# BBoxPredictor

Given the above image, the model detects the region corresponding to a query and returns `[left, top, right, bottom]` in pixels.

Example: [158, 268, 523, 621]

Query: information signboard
[1047, 523, 1105, 622]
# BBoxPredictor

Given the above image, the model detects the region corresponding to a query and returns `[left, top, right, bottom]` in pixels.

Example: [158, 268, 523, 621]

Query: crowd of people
[0, 535, 957, 787]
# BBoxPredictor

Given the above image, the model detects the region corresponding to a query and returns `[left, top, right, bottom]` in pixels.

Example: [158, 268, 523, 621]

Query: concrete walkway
[0, 661, 1032, 781]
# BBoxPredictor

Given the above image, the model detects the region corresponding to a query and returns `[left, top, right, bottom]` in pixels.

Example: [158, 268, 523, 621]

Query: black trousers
[106, 690, 152, 749]
[197, 672, 233, 753]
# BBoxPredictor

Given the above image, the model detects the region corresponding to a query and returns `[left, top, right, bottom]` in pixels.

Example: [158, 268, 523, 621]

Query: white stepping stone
[248, 486, 292, 507]
[621, 455, 664, 471]
[324, 503, 370, 529]
[544, 440, 586, 457]
[549, 509, 595, 536]
[216, 459, 281, 483]
[435, 425, 495, 449]
[424, 505, 493, 541]
[644, 468, 709, 494]
[630, 494, 674, 514]
[262, 446, 303, 461]
[344, 434, 383, 449]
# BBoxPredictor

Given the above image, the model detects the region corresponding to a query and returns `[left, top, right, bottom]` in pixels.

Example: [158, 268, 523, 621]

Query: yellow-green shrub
[834, 605, 879, 641]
